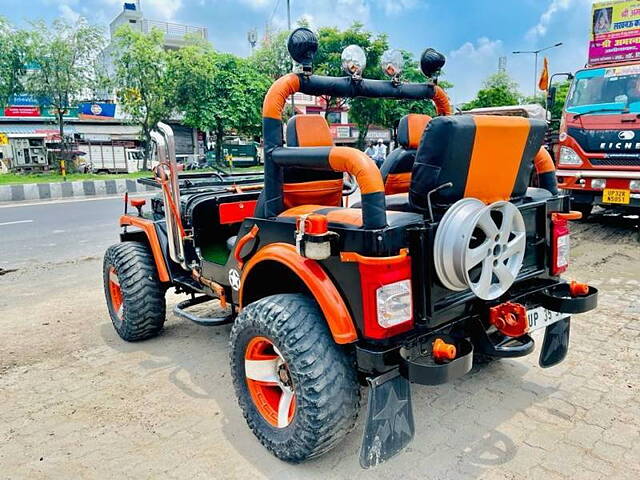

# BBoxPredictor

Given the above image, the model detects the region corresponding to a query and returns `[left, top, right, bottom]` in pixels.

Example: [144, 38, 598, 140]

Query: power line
[268, 0, 282, 27]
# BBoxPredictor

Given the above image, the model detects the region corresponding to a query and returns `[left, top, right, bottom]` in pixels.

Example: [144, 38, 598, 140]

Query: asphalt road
[0, 195, 150, 269]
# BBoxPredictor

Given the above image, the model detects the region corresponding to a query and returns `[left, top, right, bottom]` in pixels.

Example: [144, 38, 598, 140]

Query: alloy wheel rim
[434, 199, 526, 300]
[244, 336, 296, 428]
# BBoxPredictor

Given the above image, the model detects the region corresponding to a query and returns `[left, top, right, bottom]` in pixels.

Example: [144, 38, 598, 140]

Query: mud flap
[359, 369, 414, 469]
[539, 317, 570, 368]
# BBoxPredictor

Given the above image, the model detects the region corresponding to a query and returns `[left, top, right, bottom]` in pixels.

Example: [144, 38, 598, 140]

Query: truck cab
[555, 62, 640, 215]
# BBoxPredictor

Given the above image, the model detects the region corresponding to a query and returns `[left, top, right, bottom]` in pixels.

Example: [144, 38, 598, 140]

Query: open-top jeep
[103, 29, 597, 467]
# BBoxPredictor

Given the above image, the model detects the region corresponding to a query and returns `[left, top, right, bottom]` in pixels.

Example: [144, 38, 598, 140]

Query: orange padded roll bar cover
[263, 73, 301, 120]
[328, 147, 385, 195]
[432, 85, 453, 116]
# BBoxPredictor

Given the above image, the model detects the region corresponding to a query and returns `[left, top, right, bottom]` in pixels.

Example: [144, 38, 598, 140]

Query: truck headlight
[591, 178, 606, 190]
[376, 280, 412, 328]
[630, 180, 640, 192]
[558, 146, 583, 166]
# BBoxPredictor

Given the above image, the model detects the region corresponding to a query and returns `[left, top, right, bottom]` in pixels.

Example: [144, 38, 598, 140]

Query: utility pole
[513, 42, 563, 99]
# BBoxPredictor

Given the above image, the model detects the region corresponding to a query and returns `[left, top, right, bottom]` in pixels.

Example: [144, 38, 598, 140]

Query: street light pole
[513, 42, 563, 99]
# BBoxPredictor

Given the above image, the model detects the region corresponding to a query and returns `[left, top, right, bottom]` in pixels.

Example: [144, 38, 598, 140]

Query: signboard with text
[590, 1, 640, 65]
[4, 106, 40, 117]
[78, 103, 117, 120]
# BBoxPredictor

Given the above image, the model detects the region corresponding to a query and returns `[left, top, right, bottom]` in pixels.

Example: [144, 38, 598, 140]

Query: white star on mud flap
[228, 268, 241, 291]
[373, 385, 412, 445]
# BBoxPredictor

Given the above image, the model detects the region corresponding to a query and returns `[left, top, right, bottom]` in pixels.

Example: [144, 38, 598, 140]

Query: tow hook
[489, 302, 528, 337]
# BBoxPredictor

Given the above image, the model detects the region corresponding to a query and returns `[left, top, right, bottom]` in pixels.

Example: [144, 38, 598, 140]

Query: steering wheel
[342, 173, 358, 196]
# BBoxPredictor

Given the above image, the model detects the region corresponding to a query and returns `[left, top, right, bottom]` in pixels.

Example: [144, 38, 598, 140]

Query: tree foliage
[168, 40, 271, 162]
[25, 18, 105, 143]
[112, 26, 172, 167]
[463, 72, 523, 110]
[249, 30, 291, 80]
[0, 17, 30, 107]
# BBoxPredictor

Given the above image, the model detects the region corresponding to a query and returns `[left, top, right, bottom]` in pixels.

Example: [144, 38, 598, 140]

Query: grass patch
[0, 164, 264, 186]
[0, 171, 150, 186]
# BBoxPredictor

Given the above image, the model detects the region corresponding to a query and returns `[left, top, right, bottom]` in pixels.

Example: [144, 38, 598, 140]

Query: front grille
[591, 156, 640, 167]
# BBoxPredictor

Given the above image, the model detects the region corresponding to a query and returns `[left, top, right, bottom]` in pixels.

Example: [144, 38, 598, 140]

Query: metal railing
[143, 19, 207, 40]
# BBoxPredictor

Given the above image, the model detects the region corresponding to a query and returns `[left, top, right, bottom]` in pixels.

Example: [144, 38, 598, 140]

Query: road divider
[0, 179, 156, 204]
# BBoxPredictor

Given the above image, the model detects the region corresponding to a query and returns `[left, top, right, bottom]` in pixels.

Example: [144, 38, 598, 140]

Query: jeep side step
[173, 295, 233, 326]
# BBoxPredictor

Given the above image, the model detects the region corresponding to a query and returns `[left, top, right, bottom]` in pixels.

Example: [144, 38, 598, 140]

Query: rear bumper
[356, 281, 598, 385]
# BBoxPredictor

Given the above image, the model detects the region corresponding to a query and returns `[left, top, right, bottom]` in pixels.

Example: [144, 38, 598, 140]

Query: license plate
[602, 188, 630, 204]
[527, 307, 567, 332]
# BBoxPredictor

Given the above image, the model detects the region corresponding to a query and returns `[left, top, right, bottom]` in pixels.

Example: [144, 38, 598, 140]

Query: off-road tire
[229, 294, 360, 463]
[103, 242, 166, 341]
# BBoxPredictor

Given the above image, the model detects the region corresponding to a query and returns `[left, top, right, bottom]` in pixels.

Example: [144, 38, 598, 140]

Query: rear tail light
[551, 214, 570, 276]
[354, 252, 413, 339]
[376, 280, 412, 328]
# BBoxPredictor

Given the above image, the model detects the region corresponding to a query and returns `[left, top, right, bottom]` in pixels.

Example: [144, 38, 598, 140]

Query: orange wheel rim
[244, 336, 296, 428]
[108, 267, 124, 322]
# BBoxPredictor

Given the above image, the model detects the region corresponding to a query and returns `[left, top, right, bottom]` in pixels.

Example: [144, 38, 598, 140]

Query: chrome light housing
[381, 49, 404, 78]
[341, 44, 367, 78]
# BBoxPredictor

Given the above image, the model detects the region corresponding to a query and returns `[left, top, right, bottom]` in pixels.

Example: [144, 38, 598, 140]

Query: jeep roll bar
[261, 72, 452, 229]
[151, 124, 187, 269]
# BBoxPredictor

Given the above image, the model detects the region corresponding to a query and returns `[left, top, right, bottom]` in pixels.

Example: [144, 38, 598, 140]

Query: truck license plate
[527, 307, 567, 332]
[602, 188, 630, 204]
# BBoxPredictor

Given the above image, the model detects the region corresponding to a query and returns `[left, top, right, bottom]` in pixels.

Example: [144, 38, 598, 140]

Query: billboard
[4, 106, 40, 117]
[78, 103, 117, 120]
[590, 1, 640, 65]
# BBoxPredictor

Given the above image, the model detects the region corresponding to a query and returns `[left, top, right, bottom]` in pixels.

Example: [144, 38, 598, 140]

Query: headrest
[410, 115, 547, 209]
[397, 114, 432, 149]
[286, 115, 334, 147]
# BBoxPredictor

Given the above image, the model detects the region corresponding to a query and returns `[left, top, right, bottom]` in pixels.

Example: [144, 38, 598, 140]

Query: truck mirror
[547, 85, 557, 113]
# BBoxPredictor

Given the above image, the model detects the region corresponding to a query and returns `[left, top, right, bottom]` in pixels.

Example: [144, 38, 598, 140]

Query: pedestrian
[372, 138, 387, 167]
[364, 142, 375, 159]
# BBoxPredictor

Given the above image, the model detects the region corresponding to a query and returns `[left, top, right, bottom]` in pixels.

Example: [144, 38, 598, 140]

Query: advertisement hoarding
[78, 103, 117, 120]
[590, 1, 640, 65]
[4, 106, 40, 117]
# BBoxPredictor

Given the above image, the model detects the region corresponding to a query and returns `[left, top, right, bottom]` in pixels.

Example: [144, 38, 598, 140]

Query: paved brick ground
[1, 219, 639, 479]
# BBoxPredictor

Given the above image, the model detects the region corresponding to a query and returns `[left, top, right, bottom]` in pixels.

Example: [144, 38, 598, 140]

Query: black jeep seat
[381, 113, 432, 195]
[409, 115, 547, 210]
[352, 114, 431, 212]
[282, 115, 344, 208]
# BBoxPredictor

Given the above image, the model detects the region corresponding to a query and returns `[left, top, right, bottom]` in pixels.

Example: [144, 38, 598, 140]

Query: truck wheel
[103, 242, 166, 341]
[229, 294, 359, 463]
[573, 202, 593, 220]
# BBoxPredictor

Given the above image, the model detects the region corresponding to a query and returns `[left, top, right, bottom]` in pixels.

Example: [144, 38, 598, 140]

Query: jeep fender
[119, 215, 171, 282]
[239, 243, 358, 344]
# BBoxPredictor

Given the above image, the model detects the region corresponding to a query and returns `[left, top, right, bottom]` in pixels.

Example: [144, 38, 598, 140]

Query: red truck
[552, 63, 640, 217]
[551, 1, 640, 217]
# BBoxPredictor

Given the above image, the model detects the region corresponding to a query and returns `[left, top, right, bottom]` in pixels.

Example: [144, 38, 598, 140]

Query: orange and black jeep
[103, 29, 598, 467]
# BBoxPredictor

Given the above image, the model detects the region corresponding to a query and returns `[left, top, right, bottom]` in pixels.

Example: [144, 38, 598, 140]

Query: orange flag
[538, 57, 549, 91]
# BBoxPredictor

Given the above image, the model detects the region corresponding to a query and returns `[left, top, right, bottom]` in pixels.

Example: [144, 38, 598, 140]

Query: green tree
[26, 18, 105, 147]
[0, 17, 30, 107]
[249, 30, 291, 80]
[112, 26, 172, 168]
[167, 41, 271, 164]
[463, 72, 523, 110]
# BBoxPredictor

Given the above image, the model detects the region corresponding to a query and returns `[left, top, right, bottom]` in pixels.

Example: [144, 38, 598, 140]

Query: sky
[1, 0, 597, 103]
